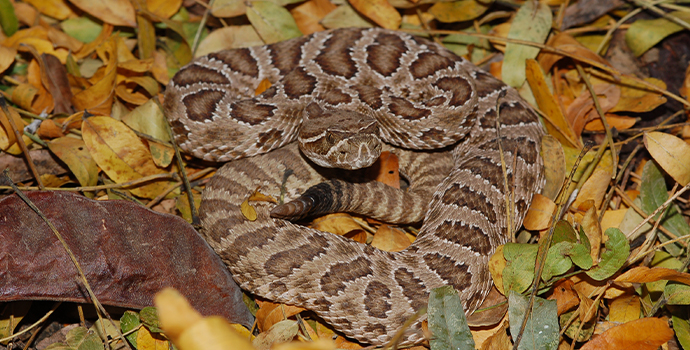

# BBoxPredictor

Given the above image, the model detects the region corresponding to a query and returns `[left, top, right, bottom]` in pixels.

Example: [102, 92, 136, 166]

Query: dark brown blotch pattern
[269, 36, 310, 75]
[256, 128, 284, 151]
[434, 76, 473, 107]
[423, 253, 471, 290]
[353, 85, 383, 110]
[315, 29, 362, 78]
[264, 234, 330, 278]
[473, 70, 507, 98]
[183, 90, 224, 122]
[436, 220, 492, 256]
[441, 183, 497, 222]
[282, 67, 317, 99]
[364, 281, 392, 318]
[320, 88, 352, 105]
[229, 100, 276, 125]
[173, 65, 230, 86]
[320, 256, 374, 297]
[388, 97, 430, 121]
[366, 33, 407, 77]
[409, 52, 454, 79]
[208, 48, 259, 78]
[394, 268, 427, 311]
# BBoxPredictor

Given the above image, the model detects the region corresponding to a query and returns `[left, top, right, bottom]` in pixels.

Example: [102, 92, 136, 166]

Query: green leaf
[508, 291, 559, 350]
[0, 302, 31, 343]
[552, 220, 578, 245]
[673, 315, 690, 350]
[45, 327, 104, 350]
[428, 286, 475, 350]
[246, 1, 302, 44]
[140, 307, 163, 333]
[626, 11, 690, 56]
[559, 309, 595, 342]
[0, 0, 18, 36]
[568, 243, 593, 270]
[542, 242, 573, 281]
[503, 243, 538, 294]
[665, 282, 690, 305]
[61, 17, 103, 44]
[585, 228, 630, 281]
[120, 311, 141, 348]
[502, 0, 553, 87]
[320, 4, 373, 29]
[619, 161, 690, 256]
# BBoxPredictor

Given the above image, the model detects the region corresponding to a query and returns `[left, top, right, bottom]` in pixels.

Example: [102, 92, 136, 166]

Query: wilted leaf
[580, 317, 673, 350]
[508, 291, 559, 350]
[0, 191, 254, 327]
[24, 0, 75, 21]
[370, 225, 411, 252]
[610, 77, 667, 113]
[253, 320, 299, 350]
[320, 3, 373, 29]
[290, 0, 336, 35]
[69, 0, 137, 27]
[572, 168, 611, 209]
[0, 302, 31, 341]
[246, 1, 302, 44]
[523, 193, 556, 231]
[547, 280, 579, 315]
[429, 0, 493, 24]
[255, 301, 305, 332]
[47, 137, 99, 187]
[608, 295, 640, 323]
[81, 115, 172, 198]
[502, 1, 552, 87]
[348, 0, 401, 29]
[525, 59, 579, 148]
[195, 25, 263, 58]
[428, 286, 475, 350]
[155, 288, 254, 350]
[644, 131, 690, 186]
[625, 11, 690, 56]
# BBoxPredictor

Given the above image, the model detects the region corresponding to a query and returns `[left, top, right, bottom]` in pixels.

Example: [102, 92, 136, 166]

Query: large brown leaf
[0, 191, 253, 328]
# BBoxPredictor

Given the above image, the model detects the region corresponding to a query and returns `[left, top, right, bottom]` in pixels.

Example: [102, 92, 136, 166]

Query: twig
[0, 172, 177, 192]
[575, 63, 618, 179]
[0, 96, 44, 189]
[0, 302, 61, 343]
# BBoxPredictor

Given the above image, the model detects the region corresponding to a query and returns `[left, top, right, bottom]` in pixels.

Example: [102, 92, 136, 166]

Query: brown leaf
[548, 279, 579, 315]
[580, 317, 673, 350]
[255, 301, 306, 332]
[0, 191, 254, 328]
[370, 225, 411, 252]
[615, 266, 690, 285]
[41, 53, 74, 114]
[609, 294, 640, 323]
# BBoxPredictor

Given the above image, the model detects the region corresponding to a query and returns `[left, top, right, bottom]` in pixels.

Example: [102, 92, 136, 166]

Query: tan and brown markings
[164, 27, 545, 345]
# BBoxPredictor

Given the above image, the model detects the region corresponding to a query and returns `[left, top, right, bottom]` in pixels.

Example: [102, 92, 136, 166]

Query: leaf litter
[0, 0, 690, 349]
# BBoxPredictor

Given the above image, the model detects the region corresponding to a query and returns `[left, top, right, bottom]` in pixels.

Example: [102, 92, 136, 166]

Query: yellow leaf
[370, 225, 410, 252]
[429, 0, 492, 24]
[81, 116, 171, 198]
[311, 213, 367, 236]
[195, 25, 263, 58]
[348, 0, 401, 29]
[241, 198, 258, 221]
[489, 245, 506, 295]
[69, 0, 136, 27]
[572, 168, 611, 209]
[23, 0, 75, 20]
[147, 0, 182, 19]
[136, 326, 170, 350]
[274, 340, 337, 350]
[47, 137, 99, 187]
[523, 193, 555, 231]
[155, 288, 254, 350]
[0, 46, 16, 74]
[609, 295, 640, 323]
[525, 59, 579, 148]
[644, 131, 690, 186]
[290, 0, 336, 35]
[255, 78, 273, 96]
[248, 190, 277, 203]
[610, 77, 667, 113]
[72, 36, 118, 114]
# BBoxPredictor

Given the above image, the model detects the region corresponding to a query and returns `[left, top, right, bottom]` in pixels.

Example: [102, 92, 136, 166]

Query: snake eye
[326, 131, 336, 144]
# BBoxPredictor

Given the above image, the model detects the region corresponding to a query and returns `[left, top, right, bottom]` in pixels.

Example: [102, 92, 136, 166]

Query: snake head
[298, 103, 381, 170]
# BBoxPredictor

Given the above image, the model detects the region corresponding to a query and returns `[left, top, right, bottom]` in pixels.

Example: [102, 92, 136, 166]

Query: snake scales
[164, 27, 545, 345]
